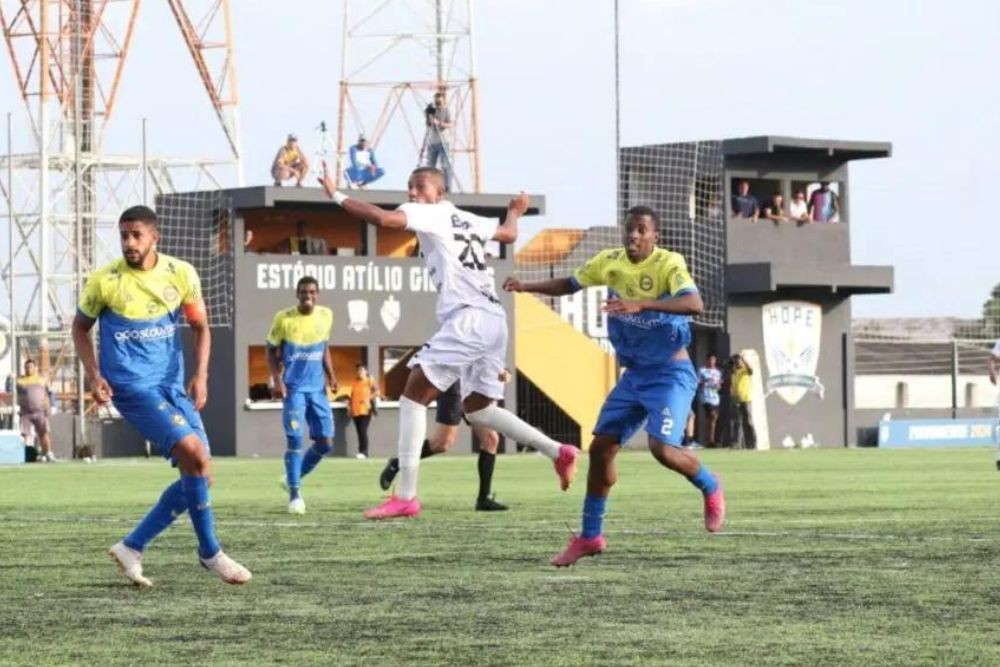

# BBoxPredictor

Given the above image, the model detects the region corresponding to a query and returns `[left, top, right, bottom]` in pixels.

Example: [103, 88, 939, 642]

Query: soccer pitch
[1, 448, 998, 666]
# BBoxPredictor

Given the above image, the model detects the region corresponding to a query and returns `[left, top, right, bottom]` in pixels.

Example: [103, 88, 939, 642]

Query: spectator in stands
[271, 134, 309, 187]
[990, 338, 1000, 388]
[423, 92, 454, 192]
[763, 193, 787, 223]
[731, 180, 759, 223]
[729, 354, 756, 449]
[349, 365, 380, 460]
[16, 359, 55, 461]
[244, 229, 254, 252]
[808, 181, 840, 223]
[789, 190, 810, 223]
[345, 136, 385, 189]
[698, 354, 722, 447]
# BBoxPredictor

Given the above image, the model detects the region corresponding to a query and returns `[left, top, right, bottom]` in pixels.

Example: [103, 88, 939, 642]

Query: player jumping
[71, 205, 251, 586]
[319, 164, 578, 519]
[267, 276, 338, 514]
[503, 205, 726, 566]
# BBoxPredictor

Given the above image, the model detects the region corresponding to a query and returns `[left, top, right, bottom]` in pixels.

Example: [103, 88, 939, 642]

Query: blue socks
[284, 436, 304, 493]
[300, 441, 332, 479]
[181, 475, 221, 560]
[123, 479, 187, 552]
[688, 465, 719, 495]
[581, 494, 607, 539]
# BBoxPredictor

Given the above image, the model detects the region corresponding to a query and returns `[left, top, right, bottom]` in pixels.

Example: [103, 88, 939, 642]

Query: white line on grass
[0, 515, 994, 544]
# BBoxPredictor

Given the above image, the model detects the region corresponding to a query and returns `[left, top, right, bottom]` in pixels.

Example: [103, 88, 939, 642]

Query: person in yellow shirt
[349, 365, 379, 460]
[16, 359, 54, 461]
[729, 354, 757, 450]
[271, 134, 309, 187]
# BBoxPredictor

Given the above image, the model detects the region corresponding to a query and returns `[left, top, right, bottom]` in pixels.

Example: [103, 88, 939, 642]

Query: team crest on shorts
[288, 419, 299, 431]
[762, 300, 825, 405]
[171, 413, 187, 427]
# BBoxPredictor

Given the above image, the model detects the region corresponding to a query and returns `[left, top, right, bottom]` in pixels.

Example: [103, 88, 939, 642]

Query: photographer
[727, 354, 756, 449]
[422, 92, 453, 191]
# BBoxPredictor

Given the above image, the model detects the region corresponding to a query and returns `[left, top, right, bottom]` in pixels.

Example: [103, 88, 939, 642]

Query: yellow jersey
[572, 247, 697, 368]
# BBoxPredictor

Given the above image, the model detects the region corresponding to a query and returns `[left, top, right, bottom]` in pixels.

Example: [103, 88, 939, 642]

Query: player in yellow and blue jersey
[267, 276, 338, 515]
[71, 205, 251, 587]
[504, 206, 726, 566]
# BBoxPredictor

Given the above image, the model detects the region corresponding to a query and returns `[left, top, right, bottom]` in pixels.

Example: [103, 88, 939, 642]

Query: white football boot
[200, 551, 252, 585]
[108, 541, 153, 587]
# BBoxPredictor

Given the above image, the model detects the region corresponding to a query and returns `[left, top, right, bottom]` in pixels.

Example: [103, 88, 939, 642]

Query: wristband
[332, 191, 349, 206]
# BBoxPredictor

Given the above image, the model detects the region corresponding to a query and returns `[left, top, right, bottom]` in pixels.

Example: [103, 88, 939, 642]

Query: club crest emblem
[762, 301, 824, 405]
[347, 300, 369, 332]
[171, 413, 187, 427]
[640, 275, 653, 291]
[380, 295, 401, 332]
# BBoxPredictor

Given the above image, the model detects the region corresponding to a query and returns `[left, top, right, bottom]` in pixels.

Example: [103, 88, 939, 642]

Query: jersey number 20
[453, 231, 487, 271]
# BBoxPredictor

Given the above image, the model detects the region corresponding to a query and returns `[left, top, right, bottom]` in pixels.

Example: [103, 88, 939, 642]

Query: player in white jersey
[989, 339, 1000, 470]
[319, 164, 578, 519]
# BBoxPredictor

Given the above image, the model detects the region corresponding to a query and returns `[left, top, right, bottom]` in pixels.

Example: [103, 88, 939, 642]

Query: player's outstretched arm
[318, 161, 407, 229]
[71, 314, 113, 405]
[493, 192, 529, 244]
[502, 275, 577, 296]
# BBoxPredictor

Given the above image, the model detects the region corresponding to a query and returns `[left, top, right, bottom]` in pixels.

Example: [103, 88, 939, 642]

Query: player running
[71, 205, 251, 586]
[267, 276, 338, 514]
[503, 205, 726, 566]
[319, 163, 577, 519]
[378, 378, 510, 512]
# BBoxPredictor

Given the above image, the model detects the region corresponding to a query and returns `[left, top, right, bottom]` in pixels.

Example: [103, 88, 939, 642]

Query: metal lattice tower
[0, 0, 241, 423]
[334, 0, 483, 193]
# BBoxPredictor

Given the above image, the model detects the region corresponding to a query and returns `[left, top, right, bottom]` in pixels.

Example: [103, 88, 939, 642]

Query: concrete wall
[726, 292, 853, 447]
[856, 375, 998, 410]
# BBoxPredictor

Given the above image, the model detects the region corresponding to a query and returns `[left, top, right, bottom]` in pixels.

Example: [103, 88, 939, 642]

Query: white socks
[465, 404, 561, 460]
[397, 396, 427, 500]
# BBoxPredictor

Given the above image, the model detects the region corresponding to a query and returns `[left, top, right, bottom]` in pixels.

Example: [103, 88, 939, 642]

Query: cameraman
[728, 354, 756, 449]
[422, 92, 453, 191]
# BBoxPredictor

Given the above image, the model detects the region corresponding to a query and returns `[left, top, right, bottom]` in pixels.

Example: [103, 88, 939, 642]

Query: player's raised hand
[508, 191, 529, 217]
[188, 374, 208, 411]
[603, 297, 643, 315]
[502, 276, 523, 292]
[317, 160, 335, 198]
[90, 376, 113, 405]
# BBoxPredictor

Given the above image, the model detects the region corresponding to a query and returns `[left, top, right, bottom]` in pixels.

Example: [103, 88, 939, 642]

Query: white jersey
[398, 201, 505, 322]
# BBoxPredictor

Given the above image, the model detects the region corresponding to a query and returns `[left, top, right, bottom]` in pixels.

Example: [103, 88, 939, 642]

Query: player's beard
[123, 247, 151, 269]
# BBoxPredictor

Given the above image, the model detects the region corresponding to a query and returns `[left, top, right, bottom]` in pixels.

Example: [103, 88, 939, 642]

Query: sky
[0, 0, 996, 319]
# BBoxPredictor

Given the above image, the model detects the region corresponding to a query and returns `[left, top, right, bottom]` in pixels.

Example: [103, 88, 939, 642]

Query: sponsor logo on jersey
[113, 323, 176, 343]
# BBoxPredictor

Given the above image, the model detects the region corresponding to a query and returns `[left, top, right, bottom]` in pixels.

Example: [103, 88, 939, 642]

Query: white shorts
[408, 308, 508, 401]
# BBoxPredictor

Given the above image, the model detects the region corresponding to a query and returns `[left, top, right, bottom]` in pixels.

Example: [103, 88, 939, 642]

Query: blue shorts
[112, 385, 210, 463]
[283, 389, 334, 441]
[593, 362, 698, 446]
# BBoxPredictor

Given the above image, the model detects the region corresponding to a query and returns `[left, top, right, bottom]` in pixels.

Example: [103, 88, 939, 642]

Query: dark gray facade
[156, 186, 540, 457]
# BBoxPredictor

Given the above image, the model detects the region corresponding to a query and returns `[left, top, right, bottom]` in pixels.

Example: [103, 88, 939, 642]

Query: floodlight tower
[0, 0, 241, 421]
[335, 0, 483, 193]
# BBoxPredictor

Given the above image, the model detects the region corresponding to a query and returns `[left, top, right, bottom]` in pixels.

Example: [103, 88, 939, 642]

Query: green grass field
[1, 448, 999, 666]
